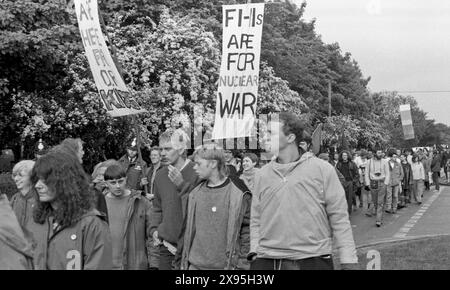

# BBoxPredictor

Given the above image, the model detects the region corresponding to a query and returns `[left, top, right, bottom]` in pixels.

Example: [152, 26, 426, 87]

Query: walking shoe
[385, 210, 393, 214]
[418, 202, 422, 205]
[376, 222, 381, 227]
[365, 212, 373, 217]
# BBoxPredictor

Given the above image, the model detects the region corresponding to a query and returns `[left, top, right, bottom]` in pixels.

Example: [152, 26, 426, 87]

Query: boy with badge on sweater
[177, 144, 251, 270]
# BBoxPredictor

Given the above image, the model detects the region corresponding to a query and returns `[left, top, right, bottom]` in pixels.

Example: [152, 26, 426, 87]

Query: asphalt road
[350, 185, 450, 246]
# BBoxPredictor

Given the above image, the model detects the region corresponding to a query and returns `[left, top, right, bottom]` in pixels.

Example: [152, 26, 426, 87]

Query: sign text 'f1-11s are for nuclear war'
[212, 3, 265, 139]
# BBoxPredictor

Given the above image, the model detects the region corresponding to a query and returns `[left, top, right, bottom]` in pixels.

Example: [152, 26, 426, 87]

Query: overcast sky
[298, 0, 450, 125]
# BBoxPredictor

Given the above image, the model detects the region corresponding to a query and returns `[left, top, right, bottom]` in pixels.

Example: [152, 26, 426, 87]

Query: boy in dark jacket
[176, 144, 251, 270]
[104, 164, 158, 270]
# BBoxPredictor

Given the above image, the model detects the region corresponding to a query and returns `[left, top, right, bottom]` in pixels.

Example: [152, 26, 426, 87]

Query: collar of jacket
[269, 152, 315, 180]
[41, 207, 106, 252]
[16, 189, 35, 200]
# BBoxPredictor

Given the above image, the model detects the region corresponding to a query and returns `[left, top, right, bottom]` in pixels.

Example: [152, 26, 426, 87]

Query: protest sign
[399, 104, 415, 140]
[74, 0, 146, 117]
[212, 3, 265, 139]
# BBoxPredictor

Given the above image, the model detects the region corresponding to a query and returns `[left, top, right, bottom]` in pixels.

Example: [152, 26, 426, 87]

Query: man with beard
[366, 149, 390, 227]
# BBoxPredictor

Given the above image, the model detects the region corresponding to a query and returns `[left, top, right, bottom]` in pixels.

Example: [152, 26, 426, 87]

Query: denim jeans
[399, 187, 410, 205]
[361, 187, 373, 215]
[343, 180, 354, 215]
[250, 256, 334, 270]
[371, 181, 387, 223]
[412, 180, 424, 203]
[386, 185, 399, 212]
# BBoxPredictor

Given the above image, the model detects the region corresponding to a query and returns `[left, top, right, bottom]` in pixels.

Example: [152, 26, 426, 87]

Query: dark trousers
[399, 188, 410, 206]
[425, 180, 430, 191]
[432, 172, 440, 190]
[343, 181, 354, 215]
[250, 256, 334, 270]
[354, 186, 361, 206]
[159, 245, 175, 270]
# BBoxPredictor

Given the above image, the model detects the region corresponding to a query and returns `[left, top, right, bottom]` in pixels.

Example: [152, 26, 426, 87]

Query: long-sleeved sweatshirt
[250, 152, 357, 264]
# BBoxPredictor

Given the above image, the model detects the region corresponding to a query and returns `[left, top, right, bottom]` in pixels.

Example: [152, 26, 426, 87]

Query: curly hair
[339, 150, 352, 162]
[31, 151, 93, 228]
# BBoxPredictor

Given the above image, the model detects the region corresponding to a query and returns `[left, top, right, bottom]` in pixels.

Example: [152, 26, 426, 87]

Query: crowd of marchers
[321, 146, 448, 228]
[4, 111, 447, 270]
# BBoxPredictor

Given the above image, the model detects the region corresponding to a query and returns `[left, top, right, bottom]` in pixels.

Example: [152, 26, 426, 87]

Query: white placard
[74, 0, 146, 117]
[212, 3, 265, 139]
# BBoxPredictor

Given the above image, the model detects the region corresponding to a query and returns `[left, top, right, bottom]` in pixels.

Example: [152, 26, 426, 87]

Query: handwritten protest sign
[74, 0, 146, 117]
[212, 3, 265, 139]
[400, 104, 415, 140]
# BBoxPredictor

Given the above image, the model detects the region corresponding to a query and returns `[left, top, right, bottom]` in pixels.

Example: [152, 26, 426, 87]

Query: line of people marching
[3, 112, 366, 270]
[320, 146, 447, 227]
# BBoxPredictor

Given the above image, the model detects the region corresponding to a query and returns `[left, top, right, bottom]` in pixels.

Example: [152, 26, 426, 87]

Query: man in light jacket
[248, 112, 358, 270]
[385, 149, 404, 214]
[365, 149, 390, 227]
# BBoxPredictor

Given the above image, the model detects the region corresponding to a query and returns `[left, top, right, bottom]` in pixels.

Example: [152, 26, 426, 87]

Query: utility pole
[328, 81, 332, 117]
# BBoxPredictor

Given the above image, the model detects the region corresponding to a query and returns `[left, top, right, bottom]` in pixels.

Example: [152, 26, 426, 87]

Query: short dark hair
[104, 164, 126, 181]
[387, 148, 397, 157]
[278, 112, 305, 148]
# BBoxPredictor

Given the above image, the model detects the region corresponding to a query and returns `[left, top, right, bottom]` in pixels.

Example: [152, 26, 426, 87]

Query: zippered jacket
[115, 191, 158, 269]
[250, 152, 357, 264]
[33, 209, 113, 270]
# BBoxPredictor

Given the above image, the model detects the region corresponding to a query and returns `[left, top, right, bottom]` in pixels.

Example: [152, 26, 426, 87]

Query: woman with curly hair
[32, 150, 112, 270]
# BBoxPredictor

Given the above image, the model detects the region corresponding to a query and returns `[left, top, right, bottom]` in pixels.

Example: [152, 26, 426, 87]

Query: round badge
[212, 207, 217, 212]
[71, 234, 77, 240]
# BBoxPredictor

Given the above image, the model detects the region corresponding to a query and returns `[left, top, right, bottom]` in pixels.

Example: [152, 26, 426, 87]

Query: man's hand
[145, 193, 154, 200]
[152, 231, 162, 246]
[168, 165, 184, 188]
[141, 177, 149, 186]
[340, 263, 359, 270]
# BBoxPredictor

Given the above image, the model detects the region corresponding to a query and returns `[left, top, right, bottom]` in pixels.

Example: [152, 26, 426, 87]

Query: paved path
[351, 185, 450, 246]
